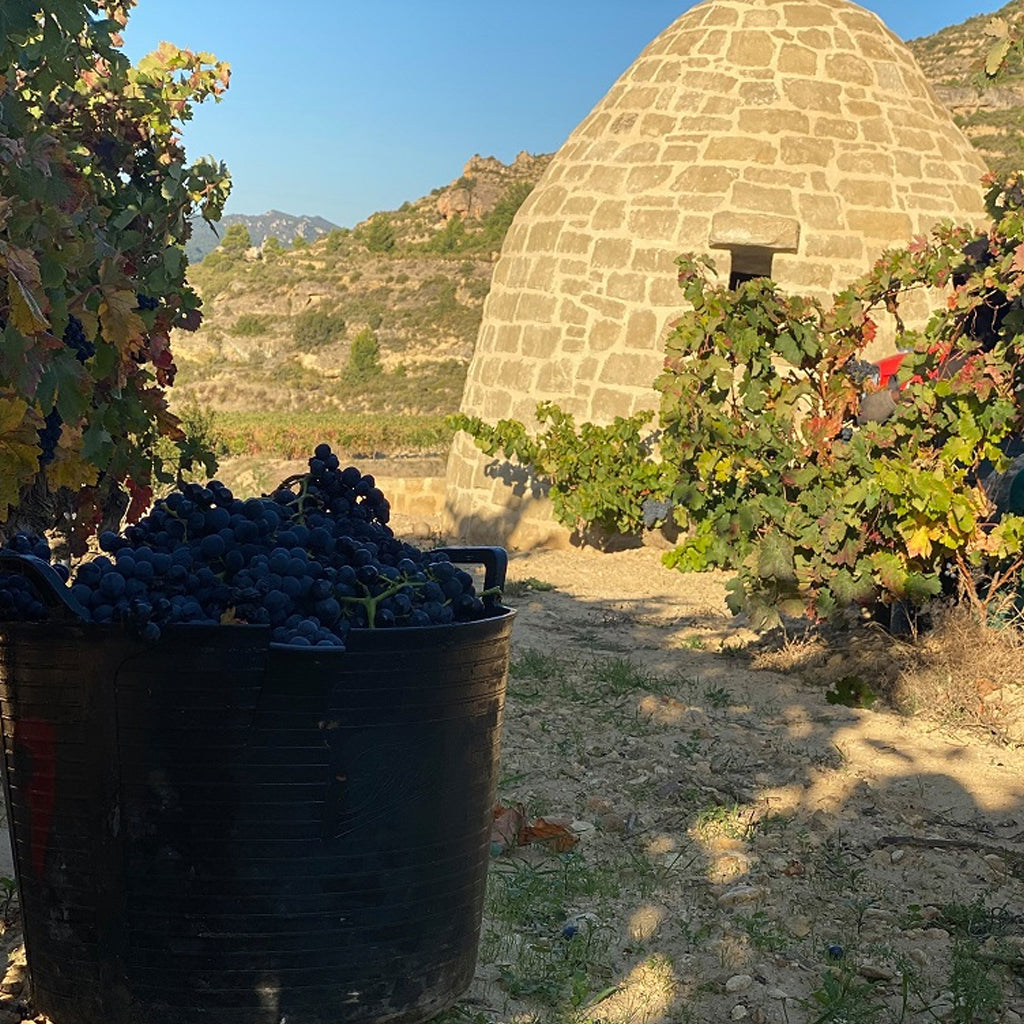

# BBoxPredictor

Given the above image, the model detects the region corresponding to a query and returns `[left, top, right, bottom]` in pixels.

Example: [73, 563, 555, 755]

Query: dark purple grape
[641, 498, 673, 530]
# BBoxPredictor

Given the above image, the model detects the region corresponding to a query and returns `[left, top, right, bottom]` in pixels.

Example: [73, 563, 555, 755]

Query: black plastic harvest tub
[0, 548, 515, 1024]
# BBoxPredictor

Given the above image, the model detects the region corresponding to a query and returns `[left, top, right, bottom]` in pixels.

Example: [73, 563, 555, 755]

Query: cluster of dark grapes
[36, 316, 98, 465]
[62, 314, 95, 363]
[37, 409, 63, 466]
[0, 445, 494, 648]
[135, 294, 160, 311]
[845, 358, 880, 387]
[640, 498, 674, 530]
[961, 234, 994, 266]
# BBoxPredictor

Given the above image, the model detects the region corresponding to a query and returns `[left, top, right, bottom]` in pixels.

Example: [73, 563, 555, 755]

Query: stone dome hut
[445, 0, 990, 548]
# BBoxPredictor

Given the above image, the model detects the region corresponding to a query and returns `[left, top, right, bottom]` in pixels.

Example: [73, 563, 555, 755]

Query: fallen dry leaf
[490, 802, 526, 853]
[490, 804, 579, 853]
[522, 817, 579, 853]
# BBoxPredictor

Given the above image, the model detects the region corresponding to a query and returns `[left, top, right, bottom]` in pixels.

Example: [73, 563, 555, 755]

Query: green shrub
[230, 313, 271, 336]
[481, 180, 535, 245]
[347, 328, 382, 382]
[292, 307, 346, 349]
[358, 215, 396, 253]
[449, 403, 673, 537]
[322, 228, 350, 254]
[219, 223, 251, 255]
[426, 214, 469, 254]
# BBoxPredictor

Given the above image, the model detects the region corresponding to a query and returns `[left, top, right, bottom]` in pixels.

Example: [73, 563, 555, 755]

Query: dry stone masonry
[445, 0, 991, 548]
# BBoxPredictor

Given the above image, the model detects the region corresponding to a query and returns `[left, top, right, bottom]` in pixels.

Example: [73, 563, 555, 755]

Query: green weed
[0, 876, 15, 921]
[673, 733, 703, 758]
[482, 850, 620, 1012]
[678, 634, 707, 650]
[949, 938, 1004, 1024]
[735, 909, 788, 952]
[509, 648, 571, 689]
[702, 684, 732, 708]
[503, 577, 556, 597]
[802, 967, 884, 1023]
[487, 852, 619, 929]
[690, 802, 752, 841]
[591, 656, 655, 697]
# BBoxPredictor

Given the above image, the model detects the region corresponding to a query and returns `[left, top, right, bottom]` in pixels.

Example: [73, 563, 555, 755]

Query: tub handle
[434, 546, 508, 593]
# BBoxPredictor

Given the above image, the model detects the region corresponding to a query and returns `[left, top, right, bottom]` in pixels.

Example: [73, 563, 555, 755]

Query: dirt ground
[463, 544, 1024, 1024]
[0, 540, 1022, 1024]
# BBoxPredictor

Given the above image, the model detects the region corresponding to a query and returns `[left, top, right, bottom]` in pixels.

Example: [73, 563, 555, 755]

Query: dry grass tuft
[748, 616, 914, 698]
[749, 603, 1024, 744]
[890, 605, 1024, 743]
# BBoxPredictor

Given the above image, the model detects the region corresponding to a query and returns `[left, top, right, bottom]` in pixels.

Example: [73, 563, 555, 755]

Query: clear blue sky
[120, 1, 1009, 228]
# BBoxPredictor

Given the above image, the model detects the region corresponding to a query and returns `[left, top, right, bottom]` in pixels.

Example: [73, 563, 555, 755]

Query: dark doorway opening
[728, 245, 775, 289]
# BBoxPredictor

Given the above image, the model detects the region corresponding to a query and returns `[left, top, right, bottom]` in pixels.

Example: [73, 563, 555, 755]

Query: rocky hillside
[907, 1, 1024, 179]
[173, 152, 552, 418]
[174, 9, 1024, 424]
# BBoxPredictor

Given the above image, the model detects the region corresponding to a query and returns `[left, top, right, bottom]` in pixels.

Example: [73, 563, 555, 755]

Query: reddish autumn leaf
[522, 818, 579, 853]
[490, 803, 526, 853]
[490, 805, 579, 853]
[125, 478, 153, 523]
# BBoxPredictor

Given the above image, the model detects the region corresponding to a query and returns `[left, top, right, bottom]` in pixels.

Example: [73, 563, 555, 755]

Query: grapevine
[449, 402, 675, 539]
[0, 2, 231, 551]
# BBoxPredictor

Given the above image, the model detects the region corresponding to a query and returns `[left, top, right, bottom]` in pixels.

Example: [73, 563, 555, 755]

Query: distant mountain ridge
[186, 210, 340, 263]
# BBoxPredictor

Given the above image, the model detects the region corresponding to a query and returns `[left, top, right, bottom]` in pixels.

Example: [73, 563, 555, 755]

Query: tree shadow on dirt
[455, 563, 1024, 1024]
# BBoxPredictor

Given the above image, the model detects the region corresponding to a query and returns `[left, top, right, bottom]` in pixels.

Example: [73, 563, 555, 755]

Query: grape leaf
[490, 803, 527, 854]
[0, 395, 42, 516]
[985, 15, 1009, 39]
[99, 287, 146, 348]
[46, 355, 90, 423]
[1, 242, 49, 335]
[904, 524, 935, 560]
[522, 817, 579, 853]
[45, 443, 99, 492]
[124, 481, 153, 523]
[986, 37, 1013, 76]
[757, 530, 796, 582]
[81, 419, 114, 465]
